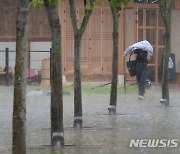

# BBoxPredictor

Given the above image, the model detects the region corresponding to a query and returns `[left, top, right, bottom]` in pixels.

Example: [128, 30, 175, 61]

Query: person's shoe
[139, 95, 145, 100]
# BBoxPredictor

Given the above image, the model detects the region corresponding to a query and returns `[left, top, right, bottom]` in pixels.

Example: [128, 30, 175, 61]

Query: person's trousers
[136, 63, 148, 96]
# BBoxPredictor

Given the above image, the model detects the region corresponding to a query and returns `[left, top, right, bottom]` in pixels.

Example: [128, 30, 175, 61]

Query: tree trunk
[109, 8, 119, 114]
[74, 34, 83, 128]
[12, 0, 29, 154]
[44, 1, 64, 147]
[69, 0, 95, 129]
[162, 28, 170, 106]
[159, 0, 174, 106]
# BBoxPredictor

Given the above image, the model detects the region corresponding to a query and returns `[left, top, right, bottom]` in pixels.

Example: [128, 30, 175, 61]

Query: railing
[0, 48, 52, 86]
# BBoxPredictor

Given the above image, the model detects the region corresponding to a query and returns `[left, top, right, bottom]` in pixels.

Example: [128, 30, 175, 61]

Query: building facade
[0, 0, 180, 83]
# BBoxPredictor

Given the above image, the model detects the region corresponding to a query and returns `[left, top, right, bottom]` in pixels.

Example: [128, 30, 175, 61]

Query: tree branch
[69, 0, 78, 34]
[84, 0, 87, 6]
[159, 0, 174, 30]
[159, 2, 167, 25]
[84, 0, 88, 14]
[80, 0, 95, 36]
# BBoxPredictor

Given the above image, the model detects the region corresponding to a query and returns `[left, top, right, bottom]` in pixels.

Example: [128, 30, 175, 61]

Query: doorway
[135, 7, 166, 83]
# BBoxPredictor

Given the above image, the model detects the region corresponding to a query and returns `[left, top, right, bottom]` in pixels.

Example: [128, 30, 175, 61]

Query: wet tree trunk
[159, 0, 174, 106]
[162, 29, 170, 106]
[109, 7, 119, 115]
[69, 0, 95, 129]
[43, 0, 64, 146]
[74, 34, 83, 128]
[12, 0, 29, 154]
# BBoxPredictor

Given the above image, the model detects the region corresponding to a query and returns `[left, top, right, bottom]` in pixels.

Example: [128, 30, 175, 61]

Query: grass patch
[63, 83, 138, 95]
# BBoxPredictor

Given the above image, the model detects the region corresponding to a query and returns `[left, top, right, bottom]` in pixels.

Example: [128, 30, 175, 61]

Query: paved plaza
[0, 85, 180, 154]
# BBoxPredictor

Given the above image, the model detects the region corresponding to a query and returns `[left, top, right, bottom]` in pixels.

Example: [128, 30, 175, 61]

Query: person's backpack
[126, 54, 136, 77]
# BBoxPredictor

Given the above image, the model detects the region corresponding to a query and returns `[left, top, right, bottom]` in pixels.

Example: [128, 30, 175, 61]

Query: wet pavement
[0, 85, 180, 154]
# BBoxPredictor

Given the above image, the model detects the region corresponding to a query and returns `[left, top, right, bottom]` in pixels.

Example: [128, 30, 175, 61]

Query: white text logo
[129, 139, 179, 148]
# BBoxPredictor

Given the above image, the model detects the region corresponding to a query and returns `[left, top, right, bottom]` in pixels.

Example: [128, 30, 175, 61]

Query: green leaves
[93, 0, 104, 7]
[110, 0, 120, 10]
[160, 0, 166, 6]
[85, 4, 93, 11]
[31, 0, 44, 7]
[48, 0, 59, 5]
[160, 0, 174, 6]
[110, 0, 131, 11]
[161, 0, 166, 5]
[31, 0, 59, 7]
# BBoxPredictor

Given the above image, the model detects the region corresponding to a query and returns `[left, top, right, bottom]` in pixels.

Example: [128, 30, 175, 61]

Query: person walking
[124, 40, 153, 100]
[134, 49, 148, 100]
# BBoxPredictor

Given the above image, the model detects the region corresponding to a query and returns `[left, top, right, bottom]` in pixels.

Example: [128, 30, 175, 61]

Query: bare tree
[69, 0, 95, 129]
[12, 0, 29, 153]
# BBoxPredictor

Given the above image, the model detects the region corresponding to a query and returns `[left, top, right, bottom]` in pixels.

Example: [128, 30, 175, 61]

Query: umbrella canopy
[124, 40, 153, 56]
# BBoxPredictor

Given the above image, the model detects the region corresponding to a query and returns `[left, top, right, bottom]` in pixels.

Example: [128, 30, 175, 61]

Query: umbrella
[124, 40, 153, 56]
